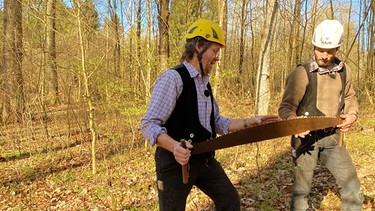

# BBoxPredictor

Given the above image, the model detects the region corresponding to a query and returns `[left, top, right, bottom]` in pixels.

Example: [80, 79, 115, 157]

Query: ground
[0, 99, 374, 210]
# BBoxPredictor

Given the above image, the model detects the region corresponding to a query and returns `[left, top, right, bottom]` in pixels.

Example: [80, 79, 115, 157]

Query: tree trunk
[75, 0, 97, 174]
[158, 0, 170, 71]
[255, 0, 278, 115]
[145, 0, 152, 100]
[214, 0, 227, 96]
[288, 0, 301, 72]
[367, 1, 375, 98]
[46, 0, 59, 104]
[238, 0, 246, 84]
[137, 0, 142, 94]
[329, 0, 335, 19]
[111, 0, 121, 83]
[2, 0, 24, 123]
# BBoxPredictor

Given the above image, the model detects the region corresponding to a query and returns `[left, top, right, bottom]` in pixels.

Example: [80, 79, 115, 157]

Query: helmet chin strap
[196, 42, 211, 76]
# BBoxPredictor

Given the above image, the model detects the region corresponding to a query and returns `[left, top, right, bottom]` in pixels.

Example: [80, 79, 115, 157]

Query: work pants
[155, 147, 240, 211]
[290, 132, 362, 211]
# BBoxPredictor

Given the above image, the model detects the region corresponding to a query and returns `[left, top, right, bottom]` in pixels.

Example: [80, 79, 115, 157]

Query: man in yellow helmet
[141, 19, 278, 210]
[278, 19, 362, 210]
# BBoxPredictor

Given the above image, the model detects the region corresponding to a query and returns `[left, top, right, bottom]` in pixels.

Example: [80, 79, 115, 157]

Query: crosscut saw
[191, 116, 342, 155]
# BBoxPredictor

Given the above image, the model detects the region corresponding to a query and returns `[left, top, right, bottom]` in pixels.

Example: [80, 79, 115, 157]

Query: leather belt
[317, 127, 338, 139]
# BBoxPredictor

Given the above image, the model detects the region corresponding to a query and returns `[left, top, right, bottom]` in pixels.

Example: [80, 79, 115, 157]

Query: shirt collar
[183, 61, 209, 80]
[309, 56, 344, 75]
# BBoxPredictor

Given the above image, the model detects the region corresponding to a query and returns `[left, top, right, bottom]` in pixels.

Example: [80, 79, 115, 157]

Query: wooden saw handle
[338, 131, 344, 147]
[180, 139, 189, 184]
[338, 118, 345, 147]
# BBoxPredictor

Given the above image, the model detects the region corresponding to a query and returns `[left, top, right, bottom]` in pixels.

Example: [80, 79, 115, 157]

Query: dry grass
[0, 95, 374, 210]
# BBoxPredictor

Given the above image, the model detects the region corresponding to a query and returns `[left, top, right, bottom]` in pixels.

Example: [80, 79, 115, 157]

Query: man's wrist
[349, 112, 358, 120]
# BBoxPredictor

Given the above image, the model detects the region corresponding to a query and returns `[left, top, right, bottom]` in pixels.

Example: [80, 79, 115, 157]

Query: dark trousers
[290, 133, 362, 211]
[155, 147, 240, 211]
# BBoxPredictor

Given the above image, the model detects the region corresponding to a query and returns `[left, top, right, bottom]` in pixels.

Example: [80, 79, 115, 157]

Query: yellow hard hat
[186, 19, 225, 47]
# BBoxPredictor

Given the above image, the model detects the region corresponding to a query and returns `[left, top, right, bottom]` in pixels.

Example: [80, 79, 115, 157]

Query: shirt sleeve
[140, 69, 183, 146]
[212, 97, 233, 135]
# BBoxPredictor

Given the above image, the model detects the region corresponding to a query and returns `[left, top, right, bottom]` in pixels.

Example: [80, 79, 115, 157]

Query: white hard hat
[312, 19, 344, 49]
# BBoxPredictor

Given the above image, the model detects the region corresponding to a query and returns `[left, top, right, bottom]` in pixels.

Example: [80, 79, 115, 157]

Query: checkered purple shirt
[140, 61, 232, 146]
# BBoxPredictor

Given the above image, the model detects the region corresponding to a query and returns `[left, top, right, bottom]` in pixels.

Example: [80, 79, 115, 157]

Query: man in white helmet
[278, 19, 363, 210]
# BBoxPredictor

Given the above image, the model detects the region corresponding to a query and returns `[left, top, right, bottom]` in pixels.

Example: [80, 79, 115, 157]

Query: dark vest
[296, 60, 346, 117]
[162, 64, 216, 143]
[291, 61, 347, 151]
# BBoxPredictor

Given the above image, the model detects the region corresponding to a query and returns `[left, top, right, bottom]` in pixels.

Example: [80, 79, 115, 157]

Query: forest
[0, 0, 374, 210]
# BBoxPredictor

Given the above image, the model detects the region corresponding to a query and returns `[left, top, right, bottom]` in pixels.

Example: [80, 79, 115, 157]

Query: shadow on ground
[236, 150, 374, 210]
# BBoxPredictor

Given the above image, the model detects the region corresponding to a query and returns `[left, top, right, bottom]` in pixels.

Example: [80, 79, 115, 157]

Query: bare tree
[238, 0, 247, 84]
[255, 0, 279, 115]
[288, 0, 301, 71]
[146, 0, 152, 96]
[2, 0, 24, 123]
[366, 0, 375, 102]
[157, 0, 170, 72]
[73, 0, 98, 174]
[213, 0, 227, 96]
[107, 0, 121, 83]
[46, 0, 59, 104]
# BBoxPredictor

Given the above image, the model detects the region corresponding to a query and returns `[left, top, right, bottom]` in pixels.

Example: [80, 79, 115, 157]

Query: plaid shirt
[309, 56, 344, 74]
[140, 61, 232, 146]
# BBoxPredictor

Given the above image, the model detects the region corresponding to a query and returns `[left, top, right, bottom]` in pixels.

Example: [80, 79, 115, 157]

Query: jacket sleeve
[342, 64, 359, 115]
[278, 66, 309, 120]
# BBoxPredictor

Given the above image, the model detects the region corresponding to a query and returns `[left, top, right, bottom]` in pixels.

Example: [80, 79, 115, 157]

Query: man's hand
[173, 141, 193, 165]
[248, 115, 280, 127]
[230, 115, 279, 132]
[337, 113, 357, 132]
[287, 114, 311, 138]
[294, 130, 311, 138]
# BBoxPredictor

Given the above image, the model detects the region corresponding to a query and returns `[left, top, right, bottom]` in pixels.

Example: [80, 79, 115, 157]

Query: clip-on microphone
[204, 90, 211, 97]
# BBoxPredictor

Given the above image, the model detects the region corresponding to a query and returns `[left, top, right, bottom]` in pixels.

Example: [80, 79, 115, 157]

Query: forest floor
[0, 95, 374, 210]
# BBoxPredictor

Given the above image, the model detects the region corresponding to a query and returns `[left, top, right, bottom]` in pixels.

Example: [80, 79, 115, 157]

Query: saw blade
[191, 116, 342, 155]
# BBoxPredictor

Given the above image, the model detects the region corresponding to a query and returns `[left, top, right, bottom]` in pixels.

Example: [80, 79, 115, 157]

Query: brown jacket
[278, 58, 358, 120]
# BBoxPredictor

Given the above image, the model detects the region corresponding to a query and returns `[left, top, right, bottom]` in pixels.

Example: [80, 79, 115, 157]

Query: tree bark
[238, 0, 247, 84]
[157, 0, 170, 72]
[46, 0, 59, 104]
[255, 0, 278, 115]
[367, 1, 375, 97]
[288, 0, 301, 71]
[75, 0, 97, 174]
[214, 0, 227, 96]
[2, 0, 24, 123]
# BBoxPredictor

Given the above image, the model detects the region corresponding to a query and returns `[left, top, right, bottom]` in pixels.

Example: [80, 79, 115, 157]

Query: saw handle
[180, 139, 189, 184]
[338, 118, 345, 147]
[338, 131, 344, 147]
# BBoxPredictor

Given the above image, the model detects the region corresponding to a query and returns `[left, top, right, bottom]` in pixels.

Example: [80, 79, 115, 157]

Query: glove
[294, 132, 318, 158]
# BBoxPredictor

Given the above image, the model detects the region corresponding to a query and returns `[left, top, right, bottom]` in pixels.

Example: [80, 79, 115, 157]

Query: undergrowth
[0, 96, 374, 210]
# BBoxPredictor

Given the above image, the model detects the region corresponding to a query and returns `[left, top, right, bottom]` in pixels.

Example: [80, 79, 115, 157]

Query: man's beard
[317, 59, 331, 68]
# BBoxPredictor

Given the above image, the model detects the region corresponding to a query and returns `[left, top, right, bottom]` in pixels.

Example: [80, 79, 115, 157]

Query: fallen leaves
[0, 105, 374, 210]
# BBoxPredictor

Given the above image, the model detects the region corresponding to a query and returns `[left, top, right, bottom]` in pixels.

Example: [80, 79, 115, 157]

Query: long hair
[180, 37, 208, 63]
